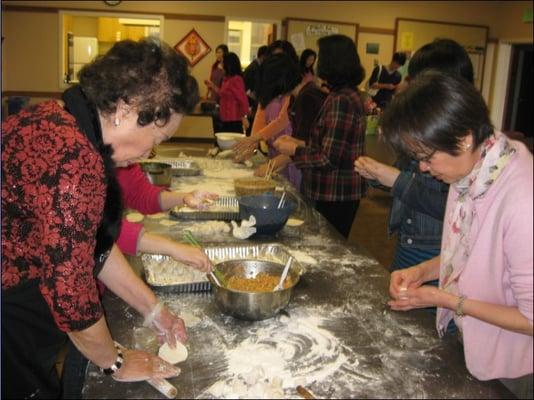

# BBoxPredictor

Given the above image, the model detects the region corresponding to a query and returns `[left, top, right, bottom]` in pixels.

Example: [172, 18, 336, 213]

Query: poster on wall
[174, 28, 211, 66]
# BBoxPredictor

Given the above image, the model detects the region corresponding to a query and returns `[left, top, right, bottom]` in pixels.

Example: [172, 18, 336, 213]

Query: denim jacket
[370, 159, 449, 249]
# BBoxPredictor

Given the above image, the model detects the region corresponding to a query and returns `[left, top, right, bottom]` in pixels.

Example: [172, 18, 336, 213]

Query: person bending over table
[2, 38, 198, 398]
[385, 71, 533, 399]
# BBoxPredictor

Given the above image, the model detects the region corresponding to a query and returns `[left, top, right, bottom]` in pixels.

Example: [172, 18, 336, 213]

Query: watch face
[104, 0, 122, 5]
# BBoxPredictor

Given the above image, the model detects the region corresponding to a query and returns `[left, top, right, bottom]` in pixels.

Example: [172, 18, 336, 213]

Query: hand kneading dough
[158, 342, 188, 364]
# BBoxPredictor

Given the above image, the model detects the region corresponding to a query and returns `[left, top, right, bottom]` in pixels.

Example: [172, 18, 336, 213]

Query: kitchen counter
[82, 157, 512, 399]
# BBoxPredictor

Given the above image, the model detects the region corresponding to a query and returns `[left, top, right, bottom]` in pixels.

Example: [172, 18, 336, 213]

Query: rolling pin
[115, 342, 179, 399]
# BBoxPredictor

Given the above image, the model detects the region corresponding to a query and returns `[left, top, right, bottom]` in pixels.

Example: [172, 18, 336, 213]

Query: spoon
[274, 256, 293, 291]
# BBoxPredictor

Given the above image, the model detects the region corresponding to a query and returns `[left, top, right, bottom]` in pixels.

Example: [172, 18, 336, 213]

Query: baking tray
[141, 244, 303, 293]
[169, 196, 239, 221]
[141, 254, 211, 293]
[166, 159, 202, 176]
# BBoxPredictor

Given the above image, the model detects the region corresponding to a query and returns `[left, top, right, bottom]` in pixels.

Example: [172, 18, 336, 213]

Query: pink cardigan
[444, 139, 533, 380]
[115, 164, 165, 255]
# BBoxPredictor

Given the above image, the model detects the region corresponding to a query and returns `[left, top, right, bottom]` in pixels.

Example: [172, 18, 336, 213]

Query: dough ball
[159, 219, 179, 227]
[126, 212, 144, 223]
[158, 342, 188, 364]
[286, 218, 304, 227]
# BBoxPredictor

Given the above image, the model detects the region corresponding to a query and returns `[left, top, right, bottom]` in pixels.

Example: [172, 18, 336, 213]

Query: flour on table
[125, 212, 144, 223]
[185, 221, 231, 236]
[179, 311, 202, 327]
[158, 342, 188, 364]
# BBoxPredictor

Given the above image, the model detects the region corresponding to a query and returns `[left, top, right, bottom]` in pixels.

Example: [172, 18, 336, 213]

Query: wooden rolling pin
[297, 385, 315, 399]
[115, 342, 178, 399]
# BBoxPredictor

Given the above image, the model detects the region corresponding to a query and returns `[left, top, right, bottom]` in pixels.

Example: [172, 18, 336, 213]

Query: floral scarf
[436, 132, 516, 337]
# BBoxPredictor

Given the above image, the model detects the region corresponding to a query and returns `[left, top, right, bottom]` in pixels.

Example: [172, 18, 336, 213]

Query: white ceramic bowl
[215, 132, 245, 150]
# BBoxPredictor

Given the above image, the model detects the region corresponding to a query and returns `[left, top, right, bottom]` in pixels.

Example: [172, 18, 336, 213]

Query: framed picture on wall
[174, 28, 211, 66]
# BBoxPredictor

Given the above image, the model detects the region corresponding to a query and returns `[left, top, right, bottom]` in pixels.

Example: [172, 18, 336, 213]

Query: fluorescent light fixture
[118, 18, 160, 26]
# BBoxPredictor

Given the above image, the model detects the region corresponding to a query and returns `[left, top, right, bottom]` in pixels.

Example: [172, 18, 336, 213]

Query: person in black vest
[367, 51, 406, 109]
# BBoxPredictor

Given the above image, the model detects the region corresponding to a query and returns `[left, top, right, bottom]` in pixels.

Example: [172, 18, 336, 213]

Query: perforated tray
[169, 196, 239, 221]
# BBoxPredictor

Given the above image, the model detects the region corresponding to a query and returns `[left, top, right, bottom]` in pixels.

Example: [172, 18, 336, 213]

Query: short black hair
[381, 70, 493, 159]
[257, 53, 301, 108]
[299, 48, 317, 75]
[257, 45, 269, 58]
[316, 34, 365, 89]
[223, 52, 243, 77]
[408, 39, 474, 83]
[79, 37, 199, 127]
[267, 40, 299, 65]
[392, 52, 407, 66]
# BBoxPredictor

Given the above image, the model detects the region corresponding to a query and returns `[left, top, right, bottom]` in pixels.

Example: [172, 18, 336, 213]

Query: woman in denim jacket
[355, 39, 474, 272]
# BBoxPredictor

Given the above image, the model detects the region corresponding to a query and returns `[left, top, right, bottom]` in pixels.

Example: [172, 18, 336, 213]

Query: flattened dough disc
[158, 342, 188, 364]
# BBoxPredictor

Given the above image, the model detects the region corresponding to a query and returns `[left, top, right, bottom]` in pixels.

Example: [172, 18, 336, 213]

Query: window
[58, 11, 163, 86]
[226, 18, 280, 67]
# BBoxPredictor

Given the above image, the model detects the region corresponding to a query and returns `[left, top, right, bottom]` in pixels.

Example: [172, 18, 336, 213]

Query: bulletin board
[395, 18, 489, 90]
[283, 17, 358, 56]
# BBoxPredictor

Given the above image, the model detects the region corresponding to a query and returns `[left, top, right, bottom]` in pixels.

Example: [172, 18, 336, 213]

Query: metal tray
[141, 253, 211, 293]
[141, 244, 303, 293]
[154, 158, 202, 176]
[170, 196, 239, 221]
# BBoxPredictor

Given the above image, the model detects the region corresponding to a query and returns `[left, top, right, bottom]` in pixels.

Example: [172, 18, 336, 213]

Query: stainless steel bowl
[208, 259, 302, 321]
[139, 162, 172, 186]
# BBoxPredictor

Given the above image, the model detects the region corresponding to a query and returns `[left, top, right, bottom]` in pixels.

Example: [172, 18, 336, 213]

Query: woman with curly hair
[1, 38, 199, 398]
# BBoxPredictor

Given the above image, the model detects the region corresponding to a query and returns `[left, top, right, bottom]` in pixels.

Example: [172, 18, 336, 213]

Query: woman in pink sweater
[116, 163, 216, 271]
[385, 71, 532, 397]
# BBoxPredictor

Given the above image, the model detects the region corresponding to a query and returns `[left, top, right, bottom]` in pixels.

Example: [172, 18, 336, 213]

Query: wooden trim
[1, 4, 224, 21]
[2, 91, 62, 98]
[358, 27, 395, 35]
[396, 17, 489, 30]
[283, 17, 358, 27]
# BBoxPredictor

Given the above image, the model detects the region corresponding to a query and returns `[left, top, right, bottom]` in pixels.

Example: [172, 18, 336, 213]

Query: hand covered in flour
[169, 243, 212, 272]
[273, 135, 300, 157]
[388, 285, 451, 311]
[233, 136, 259, 162]
[183, 190, 219, 210]
[112, 348, 180, 382]
[144, 303, 187, 348]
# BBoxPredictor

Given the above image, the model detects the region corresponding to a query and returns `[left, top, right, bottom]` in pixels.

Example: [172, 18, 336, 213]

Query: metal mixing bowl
[139, 162, 172, 186]
[208, 259, 302, 321]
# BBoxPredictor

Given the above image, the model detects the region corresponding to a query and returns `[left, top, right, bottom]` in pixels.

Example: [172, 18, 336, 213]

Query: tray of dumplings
[165, 159, 202, 177]
[141, 254, 211, 293]
[170, 196, 240, 221]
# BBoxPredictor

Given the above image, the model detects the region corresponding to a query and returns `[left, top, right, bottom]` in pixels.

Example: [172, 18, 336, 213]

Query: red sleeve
[116, 220, 143, 256]
[116, 164, 164, 214]
[233, 76, 249, 117]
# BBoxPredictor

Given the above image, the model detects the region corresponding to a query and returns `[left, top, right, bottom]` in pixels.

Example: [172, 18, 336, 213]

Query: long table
[82, 156, 512, 399]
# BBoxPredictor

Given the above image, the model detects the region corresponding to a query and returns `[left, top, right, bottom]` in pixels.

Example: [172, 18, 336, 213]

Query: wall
[2, 1, 532, 103]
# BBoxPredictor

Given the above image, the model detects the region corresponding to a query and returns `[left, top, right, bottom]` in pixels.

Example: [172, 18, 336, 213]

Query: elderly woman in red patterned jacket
[1, 38, 198, 398]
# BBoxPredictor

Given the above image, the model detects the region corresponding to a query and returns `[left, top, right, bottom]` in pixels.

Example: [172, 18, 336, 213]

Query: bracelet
[455, 295, 466, 318]
[143, 302, 163, 327]
[100, 342, 124, 376]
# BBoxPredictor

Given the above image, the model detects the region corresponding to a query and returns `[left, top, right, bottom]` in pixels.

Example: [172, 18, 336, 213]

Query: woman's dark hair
[316, 34, 365, 89]
[408, 39, 474, 83]
[381, 70, 493, 159]
[392, 52, 407, 66]
[79, 37, 199, 127]
[299, 48, 317, 76]
[267, 40, 299, 65]
[222, 52, 243, 77]
[212, 44, 229, 71]
[257, 53, 301, 108]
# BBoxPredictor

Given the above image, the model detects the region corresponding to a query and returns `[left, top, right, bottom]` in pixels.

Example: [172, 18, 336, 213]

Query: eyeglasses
[412, 149, 436, 163]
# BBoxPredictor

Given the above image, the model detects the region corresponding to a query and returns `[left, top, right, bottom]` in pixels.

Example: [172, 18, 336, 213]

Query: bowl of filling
[208, 259, 303, 320]
[215, 132, 245, 150]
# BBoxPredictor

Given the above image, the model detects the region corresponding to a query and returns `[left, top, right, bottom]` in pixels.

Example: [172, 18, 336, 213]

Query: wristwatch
[455, 295, 466, 318]
[101, 345, 124, 375]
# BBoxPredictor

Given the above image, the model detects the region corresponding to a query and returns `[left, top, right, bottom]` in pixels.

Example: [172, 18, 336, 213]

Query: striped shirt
[292, 87, 367, 202]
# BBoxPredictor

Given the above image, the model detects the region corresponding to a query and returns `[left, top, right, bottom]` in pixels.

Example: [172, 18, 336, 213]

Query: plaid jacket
[293, 87, 367, 202]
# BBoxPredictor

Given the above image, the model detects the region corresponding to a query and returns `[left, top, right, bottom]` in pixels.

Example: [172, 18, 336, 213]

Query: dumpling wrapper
[126, 212, 144, 223]
[286, 218, 304, 227]
[158, 342, 188, 364]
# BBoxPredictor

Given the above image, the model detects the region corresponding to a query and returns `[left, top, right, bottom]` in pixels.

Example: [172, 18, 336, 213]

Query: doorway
[503, 44, 533, 138]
